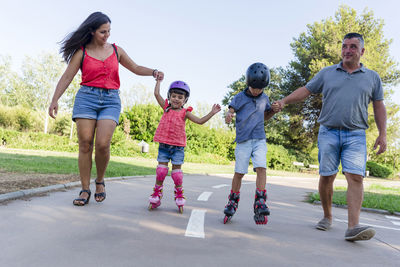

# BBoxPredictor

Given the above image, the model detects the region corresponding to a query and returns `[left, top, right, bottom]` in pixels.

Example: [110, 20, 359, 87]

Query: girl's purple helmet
[168, 81, 190, 99]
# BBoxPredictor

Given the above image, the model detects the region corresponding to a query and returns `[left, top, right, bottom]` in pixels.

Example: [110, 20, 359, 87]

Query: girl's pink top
[153, 99, 193, 147]
[80, 43, 120, 89]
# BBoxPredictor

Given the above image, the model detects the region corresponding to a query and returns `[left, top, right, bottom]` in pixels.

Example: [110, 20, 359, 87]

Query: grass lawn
[309, 184, 400, 213]
[0, 148, 239, 177]
[0, 147, 316, 177]
[2, 148, 399, 213]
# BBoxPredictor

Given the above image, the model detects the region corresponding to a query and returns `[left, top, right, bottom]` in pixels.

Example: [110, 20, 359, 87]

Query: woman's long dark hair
[59, 12, 111, 62]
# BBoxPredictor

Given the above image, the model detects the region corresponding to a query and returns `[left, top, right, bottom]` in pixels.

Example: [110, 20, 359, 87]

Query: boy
[224, 62, 276, 225]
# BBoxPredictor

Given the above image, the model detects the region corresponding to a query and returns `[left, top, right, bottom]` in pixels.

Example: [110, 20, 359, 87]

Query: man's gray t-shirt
[305, 62, 383, 130]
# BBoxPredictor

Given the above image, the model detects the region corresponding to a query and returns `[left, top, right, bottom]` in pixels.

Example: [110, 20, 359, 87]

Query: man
[272, 33, 387, 241]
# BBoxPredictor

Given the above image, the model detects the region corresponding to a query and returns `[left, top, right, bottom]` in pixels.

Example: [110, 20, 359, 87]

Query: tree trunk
[44, 112, 49, 134]
[70, 120, 74, 140]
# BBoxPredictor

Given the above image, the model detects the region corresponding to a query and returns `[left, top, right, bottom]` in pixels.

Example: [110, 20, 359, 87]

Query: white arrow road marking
[212, 184, 229, 189]
[335, 218, 400, 231]
[385, 216, 400, 226]
[242, 182, 256, 185]
[185, 209, 206, 238]
[198, 192, 213, 201]
[385, 215, 400, 220]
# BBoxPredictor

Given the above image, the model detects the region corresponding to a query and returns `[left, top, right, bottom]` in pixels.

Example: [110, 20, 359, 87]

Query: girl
[48, 12, 164, 206]
[149, 78, 221, 213]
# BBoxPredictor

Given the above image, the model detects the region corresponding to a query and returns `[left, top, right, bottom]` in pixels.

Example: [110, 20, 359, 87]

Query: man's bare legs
[344, 172, 364, 228]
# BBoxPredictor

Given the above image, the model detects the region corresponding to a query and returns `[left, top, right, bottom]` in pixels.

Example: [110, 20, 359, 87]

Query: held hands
[271, 100, 285, 112]
[153, 70, 164, 81]
[373, 135, 387, 155]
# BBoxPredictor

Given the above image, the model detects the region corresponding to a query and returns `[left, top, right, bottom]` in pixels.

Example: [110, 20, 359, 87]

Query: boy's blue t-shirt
[229, 88, 271, 143]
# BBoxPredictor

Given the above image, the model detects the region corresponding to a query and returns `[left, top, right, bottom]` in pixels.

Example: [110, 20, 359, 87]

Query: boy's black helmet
[246, 63, 270, 89]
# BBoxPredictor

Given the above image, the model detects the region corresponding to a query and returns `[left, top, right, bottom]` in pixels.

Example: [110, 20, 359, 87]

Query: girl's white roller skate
[148, 184, 163, 210]
[174, 186, 186, 213]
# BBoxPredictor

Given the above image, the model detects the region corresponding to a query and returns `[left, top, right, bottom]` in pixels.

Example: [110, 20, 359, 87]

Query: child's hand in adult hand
[271, 100, 284, 112]
[156, 71, 164, 81]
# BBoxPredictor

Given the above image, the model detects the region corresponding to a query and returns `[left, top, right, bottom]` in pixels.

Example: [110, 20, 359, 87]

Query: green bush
[366, 161, 393, 178]
[0, 105, 43, 132]
[51, 115, 71, 136]
[0, 106, 14, 128]
[122, 104, 236, 160]
[15, 108, 32, 131]
[122, 104, 163, 143]
[267, 143, 297, 171]
[0, 128, 78, 151]
[186, 123, 235, 159]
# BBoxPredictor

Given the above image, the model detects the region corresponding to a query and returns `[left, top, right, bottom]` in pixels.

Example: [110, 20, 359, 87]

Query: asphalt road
[1, 174, 399, 267]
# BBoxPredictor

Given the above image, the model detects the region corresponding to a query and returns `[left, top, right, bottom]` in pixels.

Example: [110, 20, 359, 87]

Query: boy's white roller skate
[253, 188, 270, 225]
[174, 186, 186, 213]
[148, 184, 163, 210]
[223, 191, 240, 224]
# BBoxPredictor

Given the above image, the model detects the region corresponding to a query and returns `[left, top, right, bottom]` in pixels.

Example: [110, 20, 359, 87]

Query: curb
[313, 200, 400, 217]
[0, 175, 150, 203]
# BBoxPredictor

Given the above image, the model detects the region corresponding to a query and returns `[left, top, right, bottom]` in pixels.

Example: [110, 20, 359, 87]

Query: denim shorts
[318, 125, 367, 177]
[72, 86, 121, 125]
[157, 143, 185, 165]
[234, 139, 267, 174]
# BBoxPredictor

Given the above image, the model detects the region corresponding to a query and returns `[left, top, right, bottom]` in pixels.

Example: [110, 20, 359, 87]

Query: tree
[20, 52, 80, 133]
[0, 55, 26, 107]
[120, 83, 153, 110]
[274, 5, 400, 152]
[193, 101, 226, 129]
[222, 5, 400, 163]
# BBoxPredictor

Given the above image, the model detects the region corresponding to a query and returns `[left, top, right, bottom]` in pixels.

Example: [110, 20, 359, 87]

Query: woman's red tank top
[80, 43, 120, 89]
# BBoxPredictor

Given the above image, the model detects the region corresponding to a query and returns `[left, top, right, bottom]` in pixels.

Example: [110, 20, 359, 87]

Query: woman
[48, 12, 164, 206]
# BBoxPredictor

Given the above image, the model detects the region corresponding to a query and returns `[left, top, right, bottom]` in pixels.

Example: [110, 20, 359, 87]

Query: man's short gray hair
[343, 33, 364, 48]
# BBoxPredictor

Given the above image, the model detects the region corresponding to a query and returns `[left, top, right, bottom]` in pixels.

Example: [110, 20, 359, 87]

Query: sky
[1, 0, 399, 109]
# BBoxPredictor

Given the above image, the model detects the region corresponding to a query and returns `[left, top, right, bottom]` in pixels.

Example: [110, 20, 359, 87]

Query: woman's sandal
[73, 189, 91, 206]
[94, 179, 106, 202]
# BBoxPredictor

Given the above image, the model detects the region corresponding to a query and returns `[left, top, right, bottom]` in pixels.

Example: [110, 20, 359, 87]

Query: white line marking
[335, 218, 400, 231]
[212, 182, 254, 189]
[392, 221, 400, 226]
[385, 215, 400, 220]
[197, 192, 213, 201]
[212, 184, 229, 189]
[185, 209, 206, 238]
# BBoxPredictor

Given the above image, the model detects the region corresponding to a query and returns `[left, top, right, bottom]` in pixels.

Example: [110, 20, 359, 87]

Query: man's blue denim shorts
[157, 143, 185, 165]
[72, 86, 121, 125]
[234, 139, 267, 174]
[318, 125, 367, 177]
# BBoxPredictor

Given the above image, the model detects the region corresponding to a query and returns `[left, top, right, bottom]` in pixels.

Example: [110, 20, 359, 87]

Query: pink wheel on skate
[254, 215, 268, 225]
[223, 216, 230, 224]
